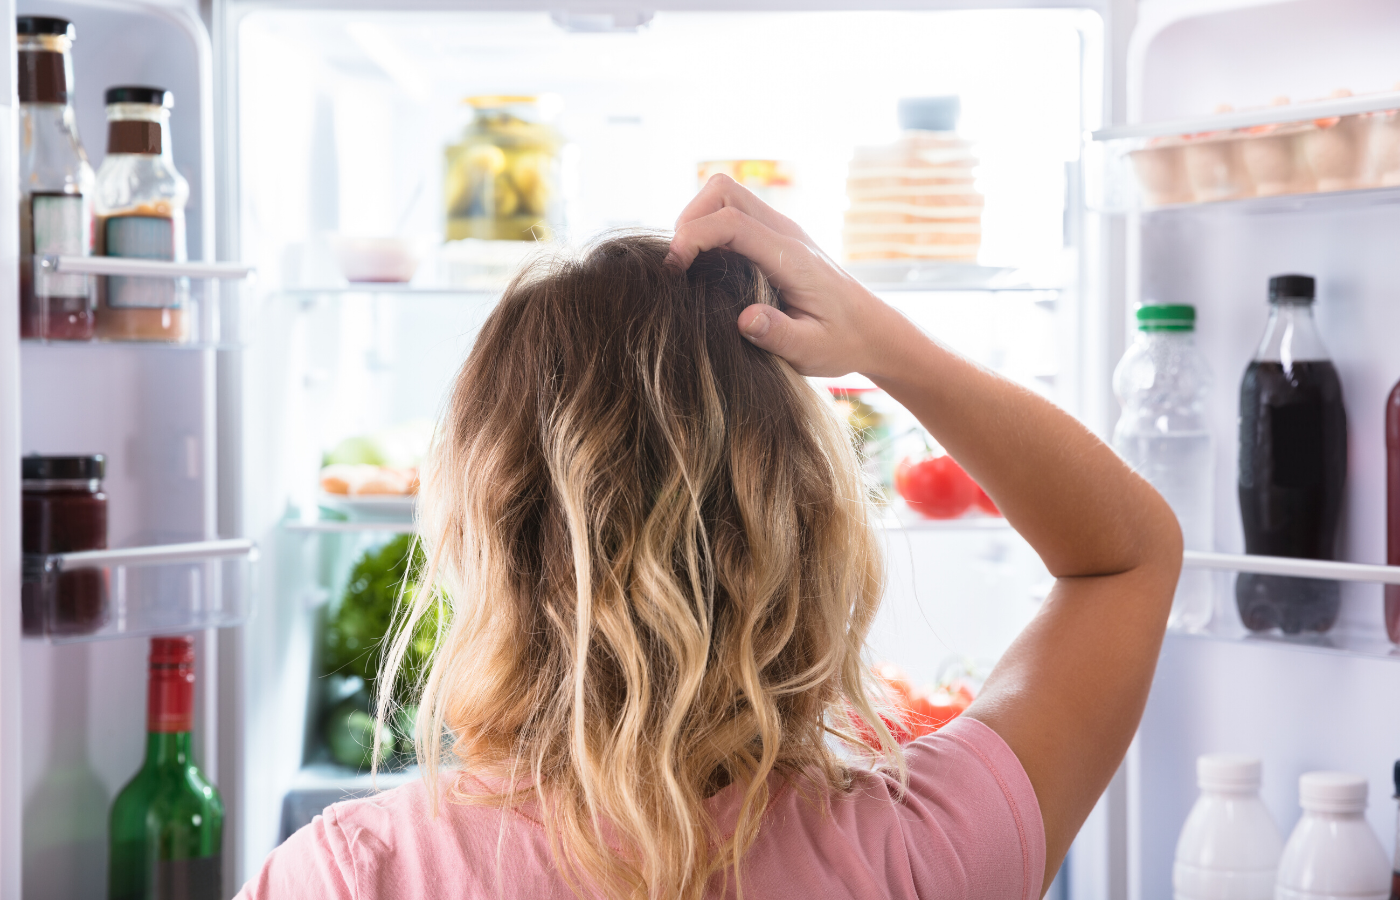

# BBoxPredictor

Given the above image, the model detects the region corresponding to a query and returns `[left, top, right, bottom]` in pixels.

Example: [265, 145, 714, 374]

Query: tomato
[895, 454, 979, 519]
[973, 482, 1001, 516]
[851, 665, 977, 748]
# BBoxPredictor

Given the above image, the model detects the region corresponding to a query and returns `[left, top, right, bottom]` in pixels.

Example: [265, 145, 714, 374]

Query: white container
[1276, 772, 1390, 900]
[1174, 755, 1283, 900]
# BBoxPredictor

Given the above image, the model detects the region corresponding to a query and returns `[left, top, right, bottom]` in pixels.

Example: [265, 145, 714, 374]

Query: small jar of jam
[21, 454, 108, 636]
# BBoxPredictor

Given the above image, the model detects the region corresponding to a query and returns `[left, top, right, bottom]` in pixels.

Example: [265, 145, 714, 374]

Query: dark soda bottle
[1387, 381, 1400, 644]
[1236, 274, 1347, 634]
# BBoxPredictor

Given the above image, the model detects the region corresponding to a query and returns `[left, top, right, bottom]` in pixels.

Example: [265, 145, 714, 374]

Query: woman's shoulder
[730, 716, 1044, 900]
[235, 772, 559, 900]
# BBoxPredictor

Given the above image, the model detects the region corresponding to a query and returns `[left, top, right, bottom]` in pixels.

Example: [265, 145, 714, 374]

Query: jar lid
[1197, 754, 1261, 792]
[1299, 771, 1368, 813]
[150, 635, 195, 666]
[22, 454, 105, 480]
[105, 85, 173, 108]
[1136, 304, 1196, 331]
[17, 16, 75, 38]
[1269, 273, 1315, 303]
[898, 96, 961, 132]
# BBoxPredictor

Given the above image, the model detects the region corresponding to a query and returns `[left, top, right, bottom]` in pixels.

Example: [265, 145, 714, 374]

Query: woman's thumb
[739, 304, 784, 346]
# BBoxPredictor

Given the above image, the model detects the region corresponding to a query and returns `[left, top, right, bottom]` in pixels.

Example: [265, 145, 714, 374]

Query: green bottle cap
[1136, 304, 1195, 332]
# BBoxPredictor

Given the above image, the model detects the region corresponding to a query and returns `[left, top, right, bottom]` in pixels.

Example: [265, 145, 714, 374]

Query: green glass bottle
[109, 635, 224, 900]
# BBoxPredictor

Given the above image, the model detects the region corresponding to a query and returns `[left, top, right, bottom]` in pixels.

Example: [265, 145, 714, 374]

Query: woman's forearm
[861, 302, 1179, 580]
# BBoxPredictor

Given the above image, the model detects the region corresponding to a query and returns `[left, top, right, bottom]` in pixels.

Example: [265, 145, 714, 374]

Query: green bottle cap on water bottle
[1136, 304, 1195, 332]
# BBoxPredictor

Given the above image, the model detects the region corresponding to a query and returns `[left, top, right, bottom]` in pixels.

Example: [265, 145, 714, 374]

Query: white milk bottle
[1276, 771, 1389, 900]
[1174, 754, 1282, 900]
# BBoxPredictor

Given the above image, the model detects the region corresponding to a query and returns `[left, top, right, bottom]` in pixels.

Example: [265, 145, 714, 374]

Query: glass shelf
[285, 519, 415, 535]
[22, 538, 257, 643]
[845, 261, 1062, 293]
[878, 511, 1010, 532]
[1169, 551, 1400, 661]
[277, 284, 499, 299]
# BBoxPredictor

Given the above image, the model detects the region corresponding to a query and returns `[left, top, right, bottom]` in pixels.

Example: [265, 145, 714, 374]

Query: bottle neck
[1255, 301, 1330, 366]
[143, 729, 194, 770]
[146, 658, 195, 769]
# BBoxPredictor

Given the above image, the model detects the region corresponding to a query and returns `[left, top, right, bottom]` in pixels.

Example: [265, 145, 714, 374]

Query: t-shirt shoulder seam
[939, 724, 1039, 900]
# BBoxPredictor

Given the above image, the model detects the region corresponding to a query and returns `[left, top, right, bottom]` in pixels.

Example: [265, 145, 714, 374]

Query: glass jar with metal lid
[21, 454, 108, 635]
[443, 95, 562, 242]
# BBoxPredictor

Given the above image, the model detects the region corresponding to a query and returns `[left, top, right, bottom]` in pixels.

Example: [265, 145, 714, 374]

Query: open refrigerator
[2, 1, 1400, 898]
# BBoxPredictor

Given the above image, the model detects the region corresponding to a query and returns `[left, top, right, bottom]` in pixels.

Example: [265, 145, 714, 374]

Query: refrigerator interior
[1124, 0, 1400, 895]
[228, 4, 1097, 889]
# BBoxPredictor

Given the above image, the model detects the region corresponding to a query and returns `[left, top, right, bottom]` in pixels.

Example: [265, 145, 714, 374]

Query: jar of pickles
[444, 96, 561, 243]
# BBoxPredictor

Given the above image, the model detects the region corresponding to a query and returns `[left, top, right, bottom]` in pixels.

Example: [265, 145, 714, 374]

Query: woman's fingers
[674, 174, 807, 242]
[736, 304, 836, 375]
[668, 207, 810, 292]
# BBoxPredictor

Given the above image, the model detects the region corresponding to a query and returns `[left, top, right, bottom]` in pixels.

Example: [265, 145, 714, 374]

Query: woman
[239, 177, 1180, 899]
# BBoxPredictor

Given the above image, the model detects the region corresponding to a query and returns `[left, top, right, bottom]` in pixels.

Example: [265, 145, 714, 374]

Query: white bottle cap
[1197, 754, 1262, 792]
[1298, 771, 1368, 814]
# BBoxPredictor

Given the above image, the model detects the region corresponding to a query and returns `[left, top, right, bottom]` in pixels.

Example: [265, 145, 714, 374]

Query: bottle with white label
[1276, 771, 1390, 900]
[94, 86, 191, 342]
[17, 15, 95, 341]
[1174, 755, 1282, 900]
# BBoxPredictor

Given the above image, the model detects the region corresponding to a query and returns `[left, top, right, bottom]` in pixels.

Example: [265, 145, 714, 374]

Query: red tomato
[973, 482, 1001, 516]
[895, 454, 979, 519]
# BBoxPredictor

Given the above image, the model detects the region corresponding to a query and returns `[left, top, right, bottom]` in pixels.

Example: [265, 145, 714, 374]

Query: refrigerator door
[1117, 1, 1400, 897]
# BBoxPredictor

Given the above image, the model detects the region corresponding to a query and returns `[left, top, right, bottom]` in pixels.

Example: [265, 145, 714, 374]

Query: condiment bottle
[94, 86, 191, 342]
[21, 454, 108, 636]
[1172, 755, 1281, 900]
[17, 15, 95, 341]
[1276, 772, 1389, 900]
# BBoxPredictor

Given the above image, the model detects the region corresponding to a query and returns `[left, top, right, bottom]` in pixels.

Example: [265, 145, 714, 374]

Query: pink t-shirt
[236, 716, 1044, 899]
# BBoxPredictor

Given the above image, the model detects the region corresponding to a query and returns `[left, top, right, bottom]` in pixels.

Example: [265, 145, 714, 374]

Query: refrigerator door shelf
[21, 538, 257, 643]
[25, 254, 254, 347]
[1169, 551, 1400, 661]
[1089, 111, 1400, 213]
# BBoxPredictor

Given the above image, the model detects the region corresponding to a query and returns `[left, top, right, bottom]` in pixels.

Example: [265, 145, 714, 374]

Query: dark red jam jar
[21, 454, 108, 636]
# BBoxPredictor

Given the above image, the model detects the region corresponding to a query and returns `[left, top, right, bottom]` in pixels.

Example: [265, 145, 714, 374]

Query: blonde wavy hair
[377, 232, 896, 899]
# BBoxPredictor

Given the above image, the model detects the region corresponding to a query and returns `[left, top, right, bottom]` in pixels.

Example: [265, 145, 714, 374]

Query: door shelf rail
[24, 254, 254, 345]
[1183, 550, 1400, 584]
[22, 538, 258, 644]
[43, 254, 254, 280]
[1172, 552, 1400, 661]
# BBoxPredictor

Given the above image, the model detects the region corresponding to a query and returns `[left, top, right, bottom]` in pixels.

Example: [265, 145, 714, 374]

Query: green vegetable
[323, 535, 441, 707]
[325, 695, 394, 771]
[324, 435, 387, 467]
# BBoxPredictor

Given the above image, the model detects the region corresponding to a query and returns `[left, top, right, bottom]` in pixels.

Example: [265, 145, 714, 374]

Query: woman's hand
[668, 174, 896, 378]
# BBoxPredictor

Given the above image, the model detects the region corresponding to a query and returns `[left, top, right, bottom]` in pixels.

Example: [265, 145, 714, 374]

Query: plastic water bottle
[1113, 303, 1214, 630]
[1276, 771, 1390, 900]
[1173, 755, 1282, 900]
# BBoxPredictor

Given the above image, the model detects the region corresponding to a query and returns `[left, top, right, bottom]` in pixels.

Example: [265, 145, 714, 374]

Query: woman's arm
[668, 175, 1182, 889]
